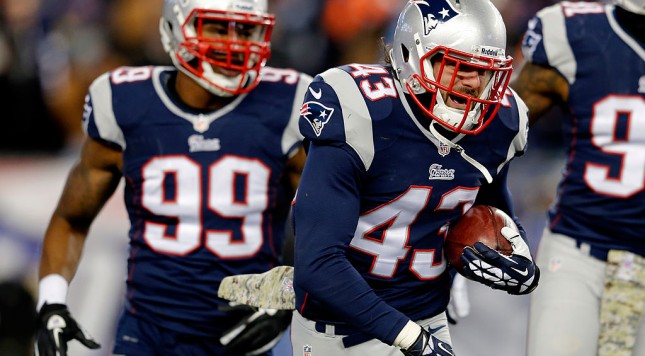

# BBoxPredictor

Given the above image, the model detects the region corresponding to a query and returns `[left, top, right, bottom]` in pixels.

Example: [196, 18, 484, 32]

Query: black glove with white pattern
[460, 227, 540, 295]
[35, 303, 100, 356]
[401, 328, 455, 356]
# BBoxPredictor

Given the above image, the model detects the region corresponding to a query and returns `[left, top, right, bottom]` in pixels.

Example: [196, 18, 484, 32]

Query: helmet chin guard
[160, 0, 274, 96]
[391, 0, 513, 135]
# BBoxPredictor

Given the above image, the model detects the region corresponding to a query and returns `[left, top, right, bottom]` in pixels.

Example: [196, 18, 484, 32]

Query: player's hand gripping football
[35, 303, 100, 356]
[460, 227, 540, 295]
[401, 328, 455, 356]
[220, 302, 292, 355]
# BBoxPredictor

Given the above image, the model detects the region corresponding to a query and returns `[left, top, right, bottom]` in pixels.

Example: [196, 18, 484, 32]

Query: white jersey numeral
[360, 77, 398, 101]
[561, 1, 604, 17]
[348, 64, 398, 100]
[141, 155, 270, 257]
[586, 95, 645, 198]
[350, 187, 478, 279]
[111, 66, 153, 84]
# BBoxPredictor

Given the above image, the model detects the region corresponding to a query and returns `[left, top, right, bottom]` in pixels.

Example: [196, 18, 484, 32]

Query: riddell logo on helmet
[481, 48, 499, 56]
[474, 45, 505, 58]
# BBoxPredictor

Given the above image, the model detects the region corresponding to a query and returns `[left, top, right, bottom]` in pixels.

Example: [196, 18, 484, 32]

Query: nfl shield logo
[303, 345, 312, 356]
[438, 142, 450, 156]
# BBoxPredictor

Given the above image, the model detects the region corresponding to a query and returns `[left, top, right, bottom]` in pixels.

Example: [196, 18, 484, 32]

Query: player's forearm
[511, 62, 568, 125]
[39, 215, 89, 281]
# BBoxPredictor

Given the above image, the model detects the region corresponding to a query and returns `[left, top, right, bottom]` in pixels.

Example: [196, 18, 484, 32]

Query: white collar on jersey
[152, 67, 248, 133]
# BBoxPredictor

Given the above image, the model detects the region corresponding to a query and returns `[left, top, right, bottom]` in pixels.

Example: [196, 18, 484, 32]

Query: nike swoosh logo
[428, 325, 445, 334]
[308, 87, 322, 100]
[437, 341, 454, 355]
[511, 267, 529, 276]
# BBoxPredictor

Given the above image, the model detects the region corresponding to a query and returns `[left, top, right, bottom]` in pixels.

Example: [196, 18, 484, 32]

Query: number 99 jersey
[521, 2, 645, 257]
[82, 65, 311, 336]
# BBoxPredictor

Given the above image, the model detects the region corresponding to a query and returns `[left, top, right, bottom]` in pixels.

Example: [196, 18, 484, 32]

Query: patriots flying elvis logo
[300, 101, 334, 137]
[416, 0, 459, 35]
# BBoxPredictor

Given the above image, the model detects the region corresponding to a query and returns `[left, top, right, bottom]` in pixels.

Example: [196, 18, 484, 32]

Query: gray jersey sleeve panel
[88, 73, 126, 149]
[498, 89, 530, 174]
[319, 69, 375, 170]
[538, 4, 577, 85]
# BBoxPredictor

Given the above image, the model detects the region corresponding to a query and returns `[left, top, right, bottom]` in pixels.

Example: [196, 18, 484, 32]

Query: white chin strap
[429, 122, 493, 184]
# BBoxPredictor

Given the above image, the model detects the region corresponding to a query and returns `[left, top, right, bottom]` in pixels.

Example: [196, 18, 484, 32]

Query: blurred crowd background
[0, 0, 586, 355]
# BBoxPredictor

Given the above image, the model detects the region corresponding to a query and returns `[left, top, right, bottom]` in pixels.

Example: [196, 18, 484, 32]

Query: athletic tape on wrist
[393, 320, 423, 349]
[37, 274, 69, 310]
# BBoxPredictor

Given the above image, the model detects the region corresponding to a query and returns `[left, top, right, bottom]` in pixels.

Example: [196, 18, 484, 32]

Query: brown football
[444, 205, 516, 272]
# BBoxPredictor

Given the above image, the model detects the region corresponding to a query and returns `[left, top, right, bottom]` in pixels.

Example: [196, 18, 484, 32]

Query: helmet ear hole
[401, 44, 410, 63]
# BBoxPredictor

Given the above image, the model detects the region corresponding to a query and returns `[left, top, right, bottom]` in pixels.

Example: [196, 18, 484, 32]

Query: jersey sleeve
[508, 89, 529, 158]
[491, 88, 529, 176]
[520, 3, 577, 84]
[295, 67, 411, 344]
[82, 71, 126, 149]
[293, 142, 411, 345]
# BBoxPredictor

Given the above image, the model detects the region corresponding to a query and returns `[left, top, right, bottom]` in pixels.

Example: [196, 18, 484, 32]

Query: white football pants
[527, 229, 645, 356]
[291, 310, 452, 356]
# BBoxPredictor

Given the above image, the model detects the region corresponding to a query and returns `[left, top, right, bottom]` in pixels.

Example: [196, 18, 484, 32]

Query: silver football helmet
[615, 0, 645, 14]
[160, 0, 274, 97]
[390, 0, 512, 134]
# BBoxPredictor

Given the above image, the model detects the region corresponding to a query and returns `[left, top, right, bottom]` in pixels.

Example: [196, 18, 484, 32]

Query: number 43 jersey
[83, 66, 311, 336]
[293, 63, 529, 344]
[522, 2, 645, 257]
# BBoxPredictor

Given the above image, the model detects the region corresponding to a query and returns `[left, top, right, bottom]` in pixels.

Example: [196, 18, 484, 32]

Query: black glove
[220, 303, 292, 355]
[460, 227, 540, 295]
[400, 328, 455, 356]
[35, 303, 100, 356]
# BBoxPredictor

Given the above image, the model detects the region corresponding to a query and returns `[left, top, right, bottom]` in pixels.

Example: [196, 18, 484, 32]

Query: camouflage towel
[598, 250, 645, 356]
[218, 266, 296, 310]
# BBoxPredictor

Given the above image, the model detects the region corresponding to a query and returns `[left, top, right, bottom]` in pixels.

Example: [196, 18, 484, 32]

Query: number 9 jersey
[521, 2, 645, 257]
[82, 65, 311, 337]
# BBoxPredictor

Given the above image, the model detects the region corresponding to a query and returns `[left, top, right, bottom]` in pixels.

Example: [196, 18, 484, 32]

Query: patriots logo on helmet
[416, 0, 459, 35]
[300, 101, 334, 137]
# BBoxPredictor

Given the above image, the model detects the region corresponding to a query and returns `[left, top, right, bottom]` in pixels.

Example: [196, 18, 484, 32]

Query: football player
[34, 0, 311, 355]
[511, 0, 645, 355]
[291, 0, 539, 355]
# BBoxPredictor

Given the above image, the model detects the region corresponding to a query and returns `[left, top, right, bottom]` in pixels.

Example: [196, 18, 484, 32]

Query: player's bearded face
[432, 59, 493, 111]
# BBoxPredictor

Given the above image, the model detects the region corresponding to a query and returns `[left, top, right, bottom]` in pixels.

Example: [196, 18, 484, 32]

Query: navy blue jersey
[522, 2, 645, 257]
[82, 65, 311, 336]
[293, 64, 529, 344]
